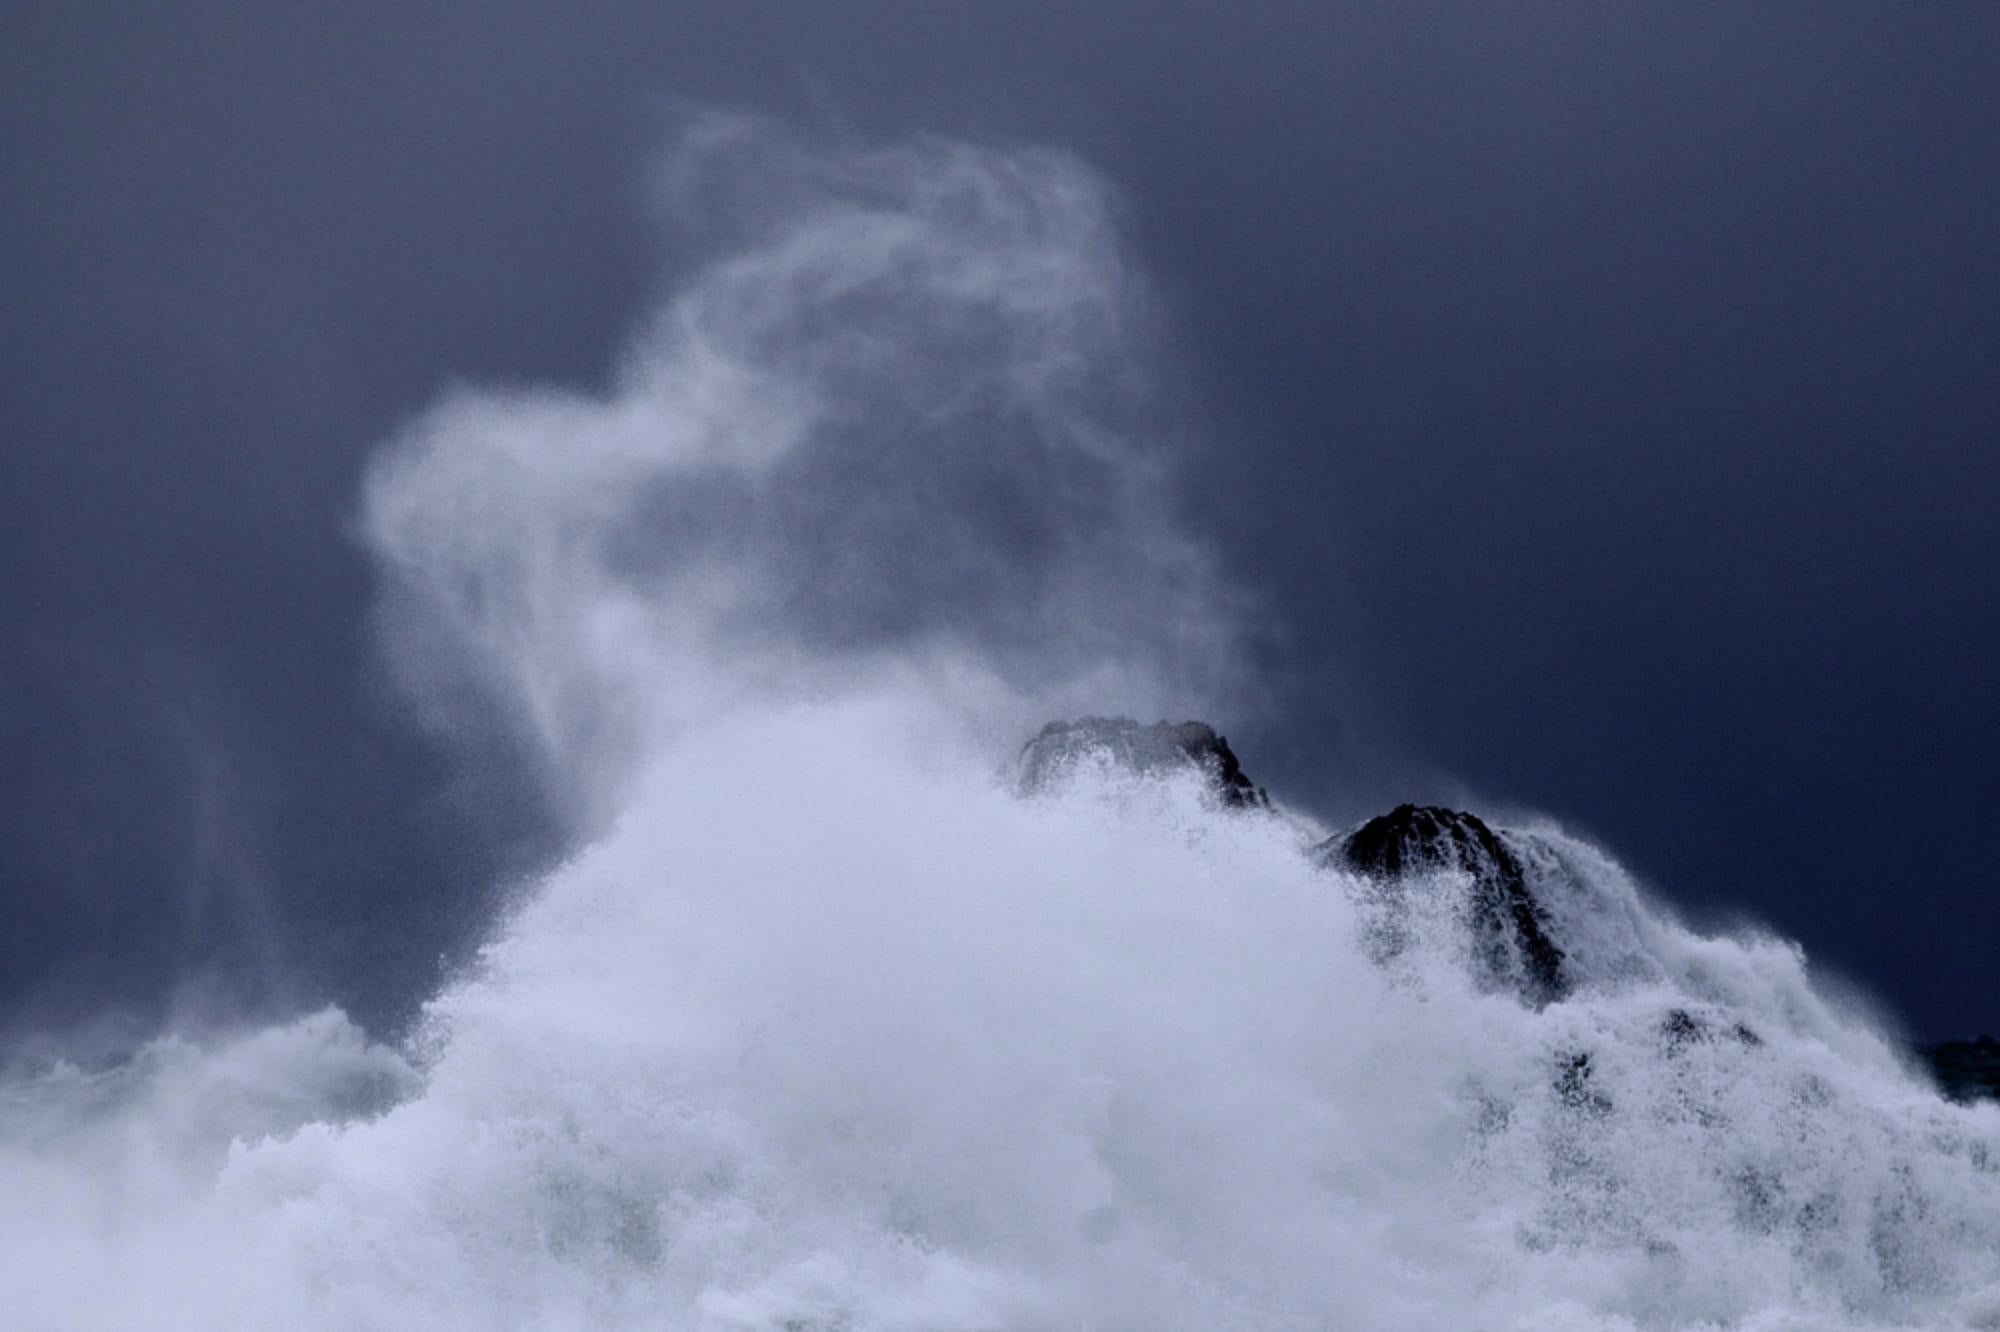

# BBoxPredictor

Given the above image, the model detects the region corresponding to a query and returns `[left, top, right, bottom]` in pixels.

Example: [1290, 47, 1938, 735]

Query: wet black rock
[1318, 804, 1568, 1006]
[1021, 720, 1997, 1107]
[1922, 1037, 2000, 1103]
[1017, 718, 1269, 808]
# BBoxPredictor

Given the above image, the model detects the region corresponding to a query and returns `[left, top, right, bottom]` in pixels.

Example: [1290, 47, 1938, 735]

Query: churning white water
[3, 120, 1997, 1331]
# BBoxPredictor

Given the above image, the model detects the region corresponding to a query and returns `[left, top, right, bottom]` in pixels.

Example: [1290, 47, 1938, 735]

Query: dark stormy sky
[4, 2, 1997, 1047]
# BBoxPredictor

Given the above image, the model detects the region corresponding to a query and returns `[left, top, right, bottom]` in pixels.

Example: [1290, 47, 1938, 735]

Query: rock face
[1923, 1038, 2000, 1103]
[1320, 804, 1569, 1006]
[1016, 718, 1988, 1092]
[1017, 718, 1269, 809]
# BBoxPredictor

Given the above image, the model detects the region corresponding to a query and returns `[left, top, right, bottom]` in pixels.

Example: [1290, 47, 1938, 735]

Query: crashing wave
[3, 709, 2000, 1330]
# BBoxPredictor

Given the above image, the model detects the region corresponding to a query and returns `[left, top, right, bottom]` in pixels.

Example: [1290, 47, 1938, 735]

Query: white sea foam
[4, 120, 1997, 1331]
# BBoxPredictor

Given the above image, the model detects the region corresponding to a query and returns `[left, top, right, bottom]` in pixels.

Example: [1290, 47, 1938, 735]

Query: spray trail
[361, 115, 1248, 832]
[3, 122, 1999, 1332]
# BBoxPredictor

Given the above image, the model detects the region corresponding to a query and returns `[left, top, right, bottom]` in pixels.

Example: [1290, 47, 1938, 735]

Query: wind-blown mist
[362, 116, 1246, 832]
[5, 123, 2000, 1332]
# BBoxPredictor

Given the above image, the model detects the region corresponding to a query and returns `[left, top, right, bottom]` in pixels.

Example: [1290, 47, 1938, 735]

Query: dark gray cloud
[3, 2, 1997, 1041]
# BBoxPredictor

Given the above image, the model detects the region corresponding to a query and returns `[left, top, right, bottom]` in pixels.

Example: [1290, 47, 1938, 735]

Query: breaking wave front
[4, 120, 1998, 1332]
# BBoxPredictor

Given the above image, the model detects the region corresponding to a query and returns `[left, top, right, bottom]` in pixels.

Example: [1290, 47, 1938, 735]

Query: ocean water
[4, 119, 1996, 1330]
[6, 709, 2000, 1330]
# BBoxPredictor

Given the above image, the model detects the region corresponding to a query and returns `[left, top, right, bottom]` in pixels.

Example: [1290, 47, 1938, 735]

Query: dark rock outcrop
[1319, 804, 1568, 1006]
[1922, 1037, 2000, 1103]
[1017, 718, 1269, 809]
[1016, 723, 1989, 1087]
[1021, 722, 1558, 1002]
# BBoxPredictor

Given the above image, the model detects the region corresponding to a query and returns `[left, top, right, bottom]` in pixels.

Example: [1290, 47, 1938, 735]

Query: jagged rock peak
[1322, 804, 1568, 1006]
[1340, 804, 1522, 880]
[1018, 717, 1269, 808]
[1923, 1036, 2000, 1103]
